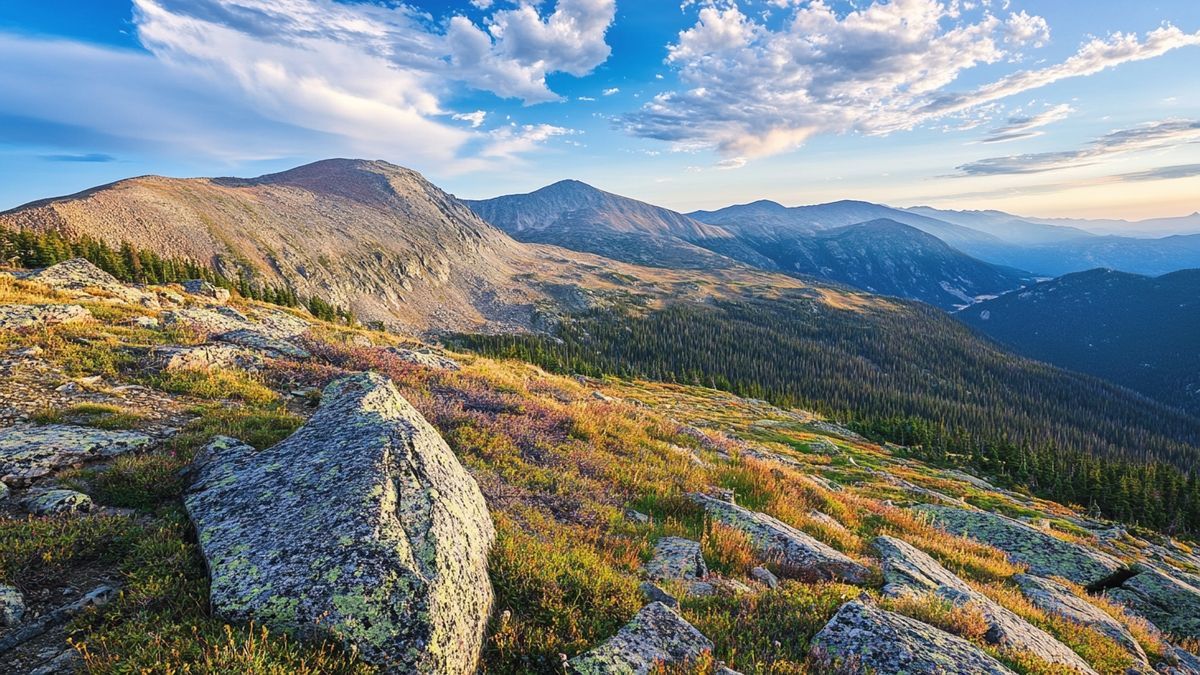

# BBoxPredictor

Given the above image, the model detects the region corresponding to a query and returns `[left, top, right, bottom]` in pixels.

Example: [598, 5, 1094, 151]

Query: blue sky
[0, 0, 1198, 221]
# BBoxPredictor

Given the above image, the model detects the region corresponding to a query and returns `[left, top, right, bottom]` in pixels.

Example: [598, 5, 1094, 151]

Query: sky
[0, 0, 1198, 222]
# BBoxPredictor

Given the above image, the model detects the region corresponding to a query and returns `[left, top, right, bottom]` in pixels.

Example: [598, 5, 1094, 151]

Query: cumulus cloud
[453, 111, 488, 128]
[957, 119, 1200, 175]
[603, 87, 621, 96]
[481, 124, 577, 160]
[625, 0, 1200, 160]
[980, 103, 1074, 144]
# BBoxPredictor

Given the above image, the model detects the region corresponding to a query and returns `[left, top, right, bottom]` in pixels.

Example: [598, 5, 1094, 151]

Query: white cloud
[958, 119, 1200, 175]
[453, 110, 488, 128]
[979, 103, 1074, 143]
[715, 156, 747, 170]
[602, 87, 621, 96]
[626, 0, 1200, 161]
[482, 124, 577, 160]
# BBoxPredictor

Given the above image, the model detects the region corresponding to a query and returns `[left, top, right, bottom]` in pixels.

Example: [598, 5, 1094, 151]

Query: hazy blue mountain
[903, 206, 1094, 244]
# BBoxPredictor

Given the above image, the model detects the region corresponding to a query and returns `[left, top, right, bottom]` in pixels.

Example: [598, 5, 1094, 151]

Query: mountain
[1032, 212, 1200, 238]
[753, 219, 1031, 309]
[903, 206, 1094, 244]
[960, 268, 1200, 414]
[466, 180, 775, 269]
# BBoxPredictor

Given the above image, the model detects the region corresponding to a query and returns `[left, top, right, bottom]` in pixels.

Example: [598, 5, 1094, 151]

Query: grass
[33, 402, 145, 430]
[150, 368, 280, 405]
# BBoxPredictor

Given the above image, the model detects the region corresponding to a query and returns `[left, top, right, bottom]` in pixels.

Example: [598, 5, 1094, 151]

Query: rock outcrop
[809, 600, 1017, 675]
[917, 505, 1125, 586]
[181, 279, 231, 304]
[152, 344, 264, 372]
[691, 493, 870, 583]
[873, 536, 1098, 673]
[163, 307, 311, 358]
[0, 304, 92, 330]
[387, 348, 462, 371]
[645, 537, 707, 583]
[22, 489, 93, 515]
[24, 258, 157, 307]
[568, 602, 713, 674]
[1106, 567, 1200, 640]
[0, 584, 24, 627]
[0, 424, 151, 485]
[1014, 574, 1149, 667]
[185, 373, 495, 673]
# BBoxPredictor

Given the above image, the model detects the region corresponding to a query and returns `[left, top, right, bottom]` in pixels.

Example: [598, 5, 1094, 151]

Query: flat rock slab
[0, 424, 151, 485]
[568, 602, 713, 675]
[152, 344, 264, 372]
[917, 505, 1125, 586]
[386, 348, 461, 371]
[810, 600, 1017, 675]
[691, 492, 870, 583]
[217, 328, 310, 359]
[645, 537, 707, 583]
[185, 373, 495, 674]
[26, 258, 157, 307]
[0, 304, 92, 331]
[22, 489, 93, 515]
[1106, 567, 1200, 641]
[1015, 574, 1149, 667]
[873, 536, 1098, 674]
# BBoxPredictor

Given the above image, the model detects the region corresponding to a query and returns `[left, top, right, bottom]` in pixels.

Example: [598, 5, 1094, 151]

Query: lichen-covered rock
[0, 304, 92, 330]
[639, 582, 679, 610]
[873, 536, 1098, 674]
[164, 306, 309, 340]
[26, 258, 158, 307]
[645, 537, 707, 583]
[809, 600, 1017, 675]
[0, 424, 152, 484]
[0, 584, 24, 626]
[568, 602, 713, 675]
[22, 489, 94, 515]
[1161, 646, 1200, 675]
[152, 344, 264, 372]
[181, 279, 231, 304]
[1106, 567, 1200, 640]
[917, 505, 1125, 586]
[386, 347, 461, 371]
[691, 493, 870, 583]
[217, 328, 310, 359]
[185, 373, 495, 673]
[1014, 574, 1149, 667]
[750, 566, 779, 589]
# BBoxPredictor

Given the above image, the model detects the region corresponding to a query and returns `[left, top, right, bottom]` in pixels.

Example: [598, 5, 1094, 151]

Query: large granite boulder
[185, 373, 495, 673]
[0, 424, 151, 485]
[568, 602, 713, 674]
[26, 258, 157, 307]
[645, 537, 707, 583]
[917, 505, 1125, 586]
[690, 493, 870, 583]
[809, 600, 1017, 674]
[1014, 574, 1149, 667]
[152, 344, 264, 372]
[873, 536, 1098, 674]
[0, 304, 92, 330]
[1105, 567, 1200, 640]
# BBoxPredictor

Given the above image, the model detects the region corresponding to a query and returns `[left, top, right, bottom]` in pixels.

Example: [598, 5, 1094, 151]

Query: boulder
[639, 582, 679, 610]
[568, 602, 713, 675]
[23, 489, 94, 515]
[0, 424, 152, 485]
[1106, 567, 1200, 640]
[809, 600, 1017, 675]
[132, 316, 159, 329]
[26, 258, 157, 307]
[217, 328, 310, 359]
[750, 566, 779, 589]
[181, 279, 231, 304]
[645, 537, 707, 583]
[152, 344, 264, 372]
[917, 505, 1125, 586]
[0, 584, 24, 626]
[691, 493, 870, 583]
[873, 536, 1098, 674]
[0, 304, 92, 330]
[1014, 574, 1149, 667]
[386, 347, 462, 372]
[185, 373, 495, 673]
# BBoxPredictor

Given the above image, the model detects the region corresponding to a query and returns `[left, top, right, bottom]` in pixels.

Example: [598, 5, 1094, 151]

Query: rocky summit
[185, 373, 495, 673]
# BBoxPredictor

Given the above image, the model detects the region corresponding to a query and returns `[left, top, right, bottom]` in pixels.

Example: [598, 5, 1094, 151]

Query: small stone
[750, 566, 779, 589]
[568, 602, 713, 675]
[591, 390, 616, 402]
[625, 509, 650, 525]
[23, 489, 94, 515]
[12, 345, 44, 357]
[0, 584, 24, 626]
[132, 316, 159, 329]
[639, 581, 679, 609]
[181, 279, 231, 303]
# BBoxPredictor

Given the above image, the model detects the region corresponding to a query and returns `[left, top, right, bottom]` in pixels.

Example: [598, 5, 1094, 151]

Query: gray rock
[750, 566, 779, 589]
[26, 258, 157, 307]
[217, 328, 310, 359]
[625, 509, 650, 525]
[645, 537, 707, 583]
[152, 343, 264, 372]
[1014, 574, 1149, 667]
[185, 373, 495, 673]
[132, 315, 159, 329]
[567, 602, 713, 675]
[23, 489, 94, 515]
[639, 582, 679, 610]
[181, 279, 231, 303]
[0, 584, 24, 626]
[11, 345, 44, 357]
[0, 304, 92, 330]
[1161, 646, 1200, 674]
[809, 600, 1017, 675]
[874, 536, 1099, 674]
[164, 306, 309, 341]
[691, 492, 870, 584]
[29, 648, 83, 675]
[386, 347, 462, 372]
[1106, 567, 1200, 641]
[917, 505, 1125, 586]
[0, 424, 152, 484]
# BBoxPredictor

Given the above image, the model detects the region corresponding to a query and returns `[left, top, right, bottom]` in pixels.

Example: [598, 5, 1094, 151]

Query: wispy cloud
[1116, 163, 1200, 182]
[39, 153, 117, 163]
[625, 0, 1200, 160]
[957, 119, 1200, 176]
[980, 104, 1074, 144]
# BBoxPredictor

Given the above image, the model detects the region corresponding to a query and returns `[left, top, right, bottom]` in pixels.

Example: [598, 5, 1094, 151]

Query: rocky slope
[4, 259, 1200, 674]
[960, 268, 1200, 414]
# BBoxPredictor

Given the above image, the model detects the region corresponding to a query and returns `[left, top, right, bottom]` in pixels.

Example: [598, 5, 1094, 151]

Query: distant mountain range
[960, 268, 1200, 414]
